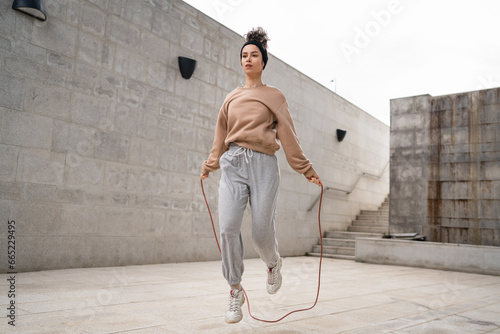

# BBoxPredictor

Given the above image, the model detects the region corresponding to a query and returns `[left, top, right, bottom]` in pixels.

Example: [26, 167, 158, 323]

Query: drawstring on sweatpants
[228, 146, 254, 163]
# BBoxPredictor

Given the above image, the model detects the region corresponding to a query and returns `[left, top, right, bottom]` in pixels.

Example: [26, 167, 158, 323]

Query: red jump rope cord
[201, 179, 324, 323]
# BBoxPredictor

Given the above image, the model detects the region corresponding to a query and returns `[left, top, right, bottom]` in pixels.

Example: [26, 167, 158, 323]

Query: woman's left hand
[306, 173, 322, 187]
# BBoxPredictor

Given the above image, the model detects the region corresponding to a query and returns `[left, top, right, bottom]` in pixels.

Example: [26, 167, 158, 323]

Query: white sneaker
[266, 258, 282, 294]
[224, 289, 245, 324]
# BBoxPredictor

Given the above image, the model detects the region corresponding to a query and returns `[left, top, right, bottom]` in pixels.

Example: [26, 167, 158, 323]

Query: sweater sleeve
[275, 101, 316, 177]
[202, 104, 228, 175]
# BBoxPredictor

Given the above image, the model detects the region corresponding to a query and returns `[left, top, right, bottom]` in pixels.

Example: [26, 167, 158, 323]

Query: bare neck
[244, 73, 264, 88]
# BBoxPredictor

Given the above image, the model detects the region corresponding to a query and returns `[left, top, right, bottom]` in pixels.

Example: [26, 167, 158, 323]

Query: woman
[201, 27, 322, 324]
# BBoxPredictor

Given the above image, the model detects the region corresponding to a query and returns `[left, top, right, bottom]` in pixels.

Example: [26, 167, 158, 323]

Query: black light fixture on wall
[336, 129, 347, 142]
[12, 0, 47, 21]
[178, 56, 197, 79]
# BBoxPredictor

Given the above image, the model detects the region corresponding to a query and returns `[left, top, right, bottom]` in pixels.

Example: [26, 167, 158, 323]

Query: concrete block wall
[390, 88, 500, 246]
[0, 0, 389, 272]
[356, 238, 500, 276]
[389, 95, 432, 234]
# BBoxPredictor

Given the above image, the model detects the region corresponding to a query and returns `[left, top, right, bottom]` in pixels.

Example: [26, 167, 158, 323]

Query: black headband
[240, 40, 268, 69]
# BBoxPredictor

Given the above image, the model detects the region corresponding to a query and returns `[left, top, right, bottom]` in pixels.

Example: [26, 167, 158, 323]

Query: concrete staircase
[309, 196, 389, 260]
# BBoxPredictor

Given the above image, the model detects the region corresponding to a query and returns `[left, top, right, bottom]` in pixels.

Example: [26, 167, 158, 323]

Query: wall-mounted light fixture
[336, 129, 347, 142]
[178, 56, 197, 80]
[12, 0, 47, 21]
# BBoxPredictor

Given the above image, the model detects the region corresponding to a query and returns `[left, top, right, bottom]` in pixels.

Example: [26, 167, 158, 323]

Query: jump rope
[200, 179, 324, 323]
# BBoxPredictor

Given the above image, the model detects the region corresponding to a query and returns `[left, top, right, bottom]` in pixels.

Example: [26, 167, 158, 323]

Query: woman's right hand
[200, 173, 209, 180]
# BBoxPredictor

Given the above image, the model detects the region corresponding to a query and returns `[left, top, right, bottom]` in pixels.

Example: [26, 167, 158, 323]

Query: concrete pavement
[1, 257, 499, 333]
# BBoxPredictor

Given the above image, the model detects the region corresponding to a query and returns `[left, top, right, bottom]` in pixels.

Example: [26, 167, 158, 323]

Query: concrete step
[356, 216, 388, 221]
[352, 221, 389, 228]
[324, 231, 382, 239]
[354, 222, 389, 227]
[359, 210, 388, 216]
[312, 245, 355, 256]
[347, 226, 387, 233]
[322, 238, 355, 248]
[308, 253, 355, 261]
[356, 214, 388, 219]
[353, 218, 388, 223]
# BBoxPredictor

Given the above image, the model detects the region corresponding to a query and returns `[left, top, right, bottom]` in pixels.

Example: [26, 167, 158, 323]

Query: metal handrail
[307, 161, 389, 211]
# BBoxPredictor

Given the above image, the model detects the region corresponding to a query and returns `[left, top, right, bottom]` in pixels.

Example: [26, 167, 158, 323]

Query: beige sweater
[202, 85, 316, 177]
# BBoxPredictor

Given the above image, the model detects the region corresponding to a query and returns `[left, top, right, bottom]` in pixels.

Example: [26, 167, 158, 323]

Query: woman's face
[241, 44, 264, 74]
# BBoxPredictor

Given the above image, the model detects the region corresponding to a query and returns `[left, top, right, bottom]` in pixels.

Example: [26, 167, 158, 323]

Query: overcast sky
[183, 0, 500, 125]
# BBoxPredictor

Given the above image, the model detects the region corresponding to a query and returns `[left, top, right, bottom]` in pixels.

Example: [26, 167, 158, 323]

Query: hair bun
[244, 27, 270, 49]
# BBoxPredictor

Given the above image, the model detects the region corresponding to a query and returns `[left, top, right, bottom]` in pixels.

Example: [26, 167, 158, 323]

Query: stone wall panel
[391, 89, 500, 246]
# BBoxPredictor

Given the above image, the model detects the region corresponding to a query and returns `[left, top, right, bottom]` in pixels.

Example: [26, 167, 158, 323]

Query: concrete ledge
[355, 238, 500, 276]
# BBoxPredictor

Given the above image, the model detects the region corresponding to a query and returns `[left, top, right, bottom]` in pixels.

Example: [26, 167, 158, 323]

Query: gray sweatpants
[219, 143, 281, 285]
